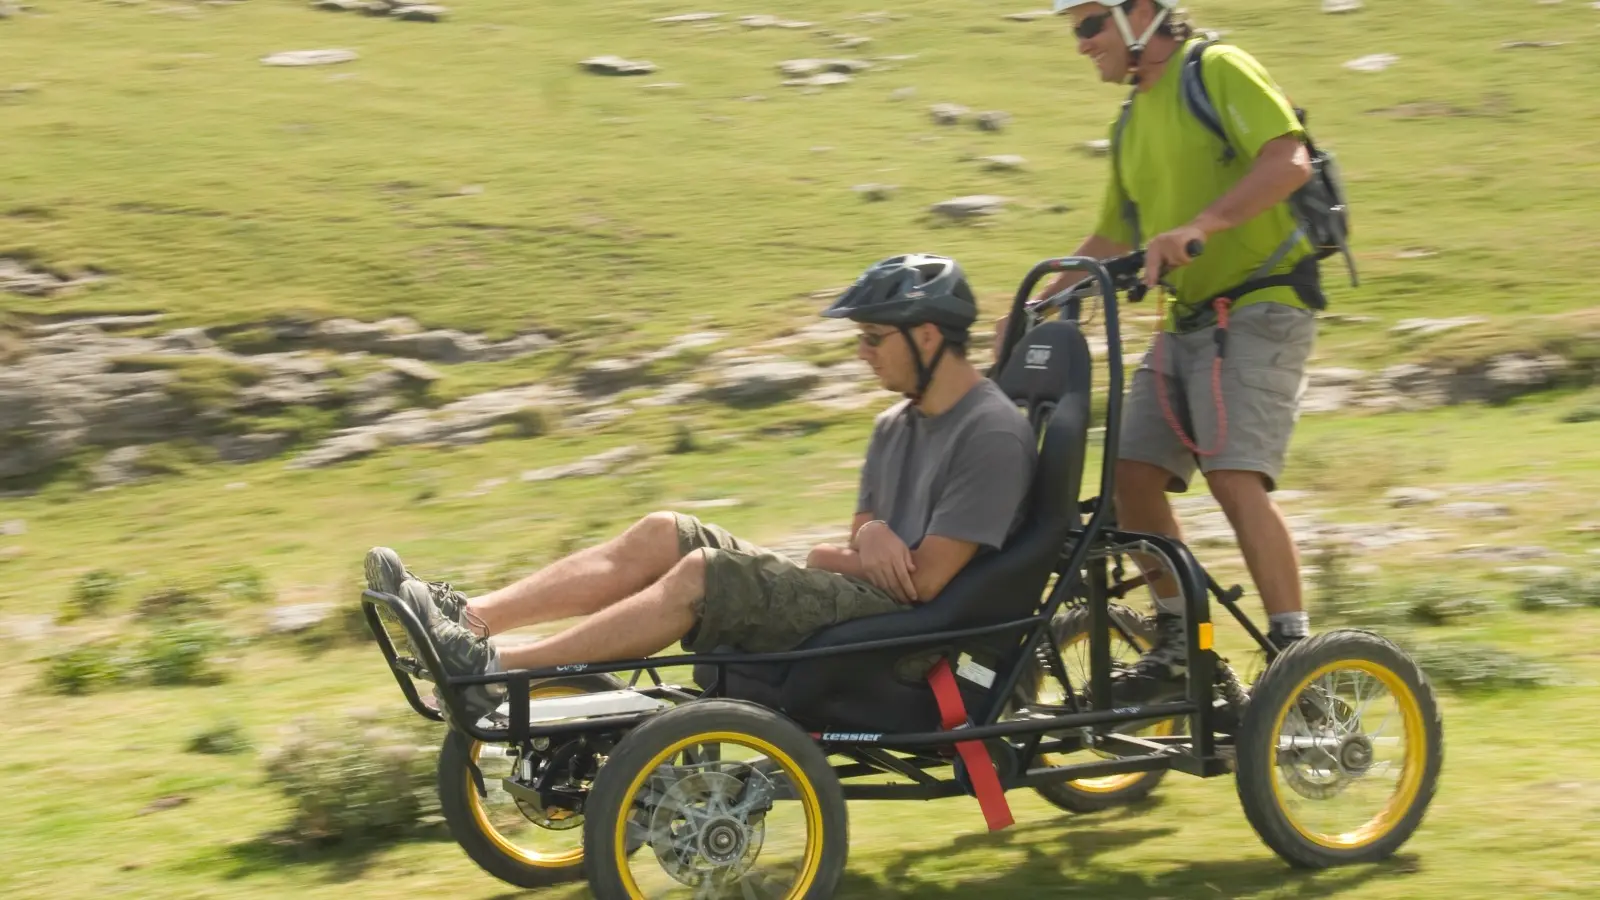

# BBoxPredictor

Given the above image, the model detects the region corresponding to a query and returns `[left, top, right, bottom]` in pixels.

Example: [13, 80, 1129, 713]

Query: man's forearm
[805, 544, 867, 579]
[1191, 135, 1312, 237]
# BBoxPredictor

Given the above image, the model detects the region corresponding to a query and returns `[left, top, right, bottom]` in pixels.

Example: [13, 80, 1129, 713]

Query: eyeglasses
[1073, 11, 1113, 40]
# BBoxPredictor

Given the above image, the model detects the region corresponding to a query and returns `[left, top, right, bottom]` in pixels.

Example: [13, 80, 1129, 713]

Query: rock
[376, 329, 486, 362]
[1482, 353, 1570, 403]
[386, 358, 442, 383]
[91, 446, 153, 487]
[268, 603, 332, 633]
[393, 4, 447, 21]
[739, 14, 810, 28]
[1440, 501, 1512, 520]
[778, 58, 870, 77]
[287, 430, 385, 469]
[1083, 139, 1111, 155]
[1452, 544, 1552, 562]
[630, 382, 701, 408]
[1004, 10, 1053, 21]
[1344, 53, 1398, 73]
[930, 195, 1008, 219]
[0, 520, 22, 536]
[642, 82, 683, 90]
[28, 314, 166, 335]
[136, 796, 191, 816]
[0, 615, 55, 642]
[262, 49, 359, 67]
[889, 86, 916, 101]
[158, 328, 215, 351]
[854, 183, 897, 201]
[1390, 316, 1487, 337]
[1500, 40, 1567, 50]
[1386, 487, 1445, 508]
[565, 406, 632, 429]
[577, 358, 656, 395]
[1395, 247, 1439, 260]
[348, 395, 399, 425]
[521, 445, 643, 482]
[1, 257, 102, 297]
[1321, 0, 1362, 11]
[832, 35, 872, 50]
[314, 0, 367, 9]
[581, 55, 658, 76]
[784, 73, 853, 88]
[929, 103, 968, 125]
[1300, 366, 1369, 413]
[699, 359, 823, 406]
[1496, 565, 1571, 581]
[654, 12, 722, 23]
[213, 432, 295, 463]
[978, 154, 1026, 170]
[234, 376, 333, 411]
[976, 110, 1011, 131]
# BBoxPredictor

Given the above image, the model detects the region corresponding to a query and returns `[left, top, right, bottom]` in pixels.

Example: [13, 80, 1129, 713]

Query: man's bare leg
[465, 511, 685, 637]
[1112, 459, 1187, 613]
[1205, 469, 1305, 625]
[495, 551, 706, 671]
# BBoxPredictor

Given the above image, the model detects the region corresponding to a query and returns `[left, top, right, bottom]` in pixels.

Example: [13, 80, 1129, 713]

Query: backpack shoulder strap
[1110, 87, 1141, 249]
[1178, 38, 1234, 163]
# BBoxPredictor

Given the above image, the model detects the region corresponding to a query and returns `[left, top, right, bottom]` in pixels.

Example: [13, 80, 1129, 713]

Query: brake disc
[641, 765, 777, 889]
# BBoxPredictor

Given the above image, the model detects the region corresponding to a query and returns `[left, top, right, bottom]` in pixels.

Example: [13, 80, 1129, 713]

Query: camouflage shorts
[673, 514, 909, 655]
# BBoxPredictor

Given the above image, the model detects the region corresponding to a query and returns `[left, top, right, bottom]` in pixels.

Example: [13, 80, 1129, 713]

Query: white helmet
[1053, 0, 1183, 60]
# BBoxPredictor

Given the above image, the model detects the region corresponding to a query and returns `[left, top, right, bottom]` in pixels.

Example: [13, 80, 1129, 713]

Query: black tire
[437, 673, 626, 889]
[1029, 603, 1178, 813]
[1235, 629, 1444, 869]
[583, 699, 849, 900]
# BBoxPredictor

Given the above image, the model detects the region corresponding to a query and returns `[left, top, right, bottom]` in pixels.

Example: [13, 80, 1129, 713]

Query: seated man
[365, 253, 1039, 721]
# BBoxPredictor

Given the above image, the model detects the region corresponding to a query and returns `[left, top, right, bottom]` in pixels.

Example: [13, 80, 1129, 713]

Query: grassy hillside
[2, 1, 1600, 898]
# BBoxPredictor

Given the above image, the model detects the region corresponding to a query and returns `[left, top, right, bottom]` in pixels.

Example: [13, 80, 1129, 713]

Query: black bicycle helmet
[823, 253, 980, 401]
[822, 253, 978, 340]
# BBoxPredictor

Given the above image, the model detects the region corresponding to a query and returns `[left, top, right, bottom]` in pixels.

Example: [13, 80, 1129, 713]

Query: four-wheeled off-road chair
[362, 250, 1445, 899]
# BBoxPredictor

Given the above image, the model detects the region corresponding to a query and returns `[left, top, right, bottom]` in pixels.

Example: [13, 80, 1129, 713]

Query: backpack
[1111, 39, 1359, 311]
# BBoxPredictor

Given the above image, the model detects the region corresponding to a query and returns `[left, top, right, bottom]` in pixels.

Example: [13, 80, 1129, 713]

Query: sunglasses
[1073, 11, 1113, 40]
[858, 330, 898, 348]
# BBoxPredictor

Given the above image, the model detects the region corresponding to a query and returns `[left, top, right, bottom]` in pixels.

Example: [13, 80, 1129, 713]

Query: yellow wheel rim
[613, 731, 825, 899]
[468, 684, 588, 868]
[1268, 659, 1427, 850]
[1038, 623, 1177, 793]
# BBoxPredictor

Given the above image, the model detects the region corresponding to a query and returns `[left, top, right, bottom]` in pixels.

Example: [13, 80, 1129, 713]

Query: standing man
[1010, 0, 1326, 703]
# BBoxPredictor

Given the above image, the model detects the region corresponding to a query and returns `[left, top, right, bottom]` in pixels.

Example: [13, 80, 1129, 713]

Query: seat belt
[927, 658, 1014, 831]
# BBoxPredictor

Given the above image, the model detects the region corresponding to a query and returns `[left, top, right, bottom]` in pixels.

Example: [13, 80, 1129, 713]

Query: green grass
[3, 0, 1600, 898]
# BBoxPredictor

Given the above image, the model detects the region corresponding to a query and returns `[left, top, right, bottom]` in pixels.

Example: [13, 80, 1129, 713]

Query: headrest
[995, 320, 1092, 408]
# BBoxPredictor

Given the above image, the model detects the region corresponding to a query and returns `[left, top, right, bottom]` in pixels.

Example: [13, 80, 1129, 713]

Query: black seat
[692, 320, 1095, 733]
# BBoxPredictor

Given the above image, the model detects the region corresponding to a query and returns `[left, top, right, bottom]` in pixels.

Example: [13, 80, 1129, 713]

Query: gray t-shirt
[855, 378, 1037, 553]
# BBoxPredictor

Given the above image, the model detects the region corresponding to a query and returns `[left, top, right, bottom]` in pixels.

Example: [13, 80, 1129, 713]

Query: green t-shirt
[1094, 38, 1311, 330]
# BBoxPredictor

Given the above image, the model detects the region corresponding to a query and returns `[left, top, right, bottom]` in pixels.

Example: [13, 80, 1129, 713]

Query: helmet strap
[900, 325, 950, 404]
[1114, 3, 1171, 86]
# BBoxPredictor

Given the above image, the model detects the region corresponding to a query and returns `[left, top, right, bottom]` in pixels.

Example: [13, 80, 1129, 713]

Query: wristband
[853, 519, 889, 549]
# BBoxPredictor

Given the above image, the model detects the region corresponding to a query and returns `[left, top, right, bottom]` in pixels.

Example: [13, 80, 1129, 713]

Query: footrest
[492, 689, 670, 724]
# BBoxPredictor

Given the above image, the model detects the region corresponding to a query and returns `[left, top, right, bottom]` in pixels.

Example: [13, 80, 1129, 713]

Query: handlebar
[1026, 238, 1206, 316]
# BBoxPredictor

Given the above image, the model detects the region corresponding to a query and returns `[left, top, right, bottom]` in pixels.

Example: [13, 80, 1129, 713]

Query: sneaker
[395, 580, 505, 724]
[366, 548, 503, 723]
[364, 546, 473, 629]
[1106, 612, 1188, 706]
[1268, 627, 1307, 653]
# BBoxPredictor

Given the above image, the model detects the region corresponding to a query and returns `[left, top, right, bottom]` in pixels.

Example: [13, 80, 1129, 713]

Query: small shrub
[1514, 573, 1600, 612]
[136, 581, 217, 622]
[668, 422, 699, 454]
[1399, 583, 1497, 626]
[260, 709, 441, 846]
[294, 600, 373, 652]
[188, 719, 252, 755]
[215, 564, 273, 604]
[1401, 636, 1560, 693]
[138, 619, 227, 686]
[40, 640, 133, 695]
[59, 568, 122, 623]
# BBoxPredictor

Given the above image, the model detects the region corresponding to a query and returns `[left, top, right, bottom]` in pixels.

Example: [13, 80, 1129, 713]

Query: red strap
[928, 658, 1014, 831]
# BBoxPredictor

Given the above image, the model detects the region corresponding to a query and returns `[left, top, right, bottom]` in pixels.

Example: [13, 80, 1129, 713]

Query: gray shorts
[672, 514, 909, 655]
[1120, 301, 1316, 493]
